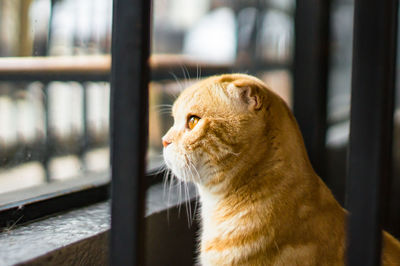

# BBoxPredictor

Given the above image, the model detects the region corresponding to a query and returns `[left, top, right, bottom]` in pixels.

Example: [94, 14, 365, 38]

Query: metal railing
[109, 0, 399, 265]
[0, 54, 233, 183]
[0, 58, 110, 182]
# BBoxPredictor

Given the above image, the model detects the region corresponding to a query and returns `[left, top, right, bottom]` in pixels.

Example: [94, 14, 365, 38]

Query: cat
[162, 73, 400, 265]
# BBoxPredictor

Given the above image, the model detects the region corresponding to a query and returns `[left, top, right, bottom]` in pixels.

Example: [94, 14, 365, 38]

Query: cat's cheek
[184, 130, 208, 151]
[163, 145, 185, 180]
[163, 145, 176, 172]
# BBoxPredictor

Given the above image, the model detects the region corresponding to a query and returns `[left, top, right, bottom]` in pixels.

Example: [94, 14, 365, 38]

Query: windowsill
[0, 155, 165, 208]
[0, 171, 110, 207]
[0, 182, 198, 265]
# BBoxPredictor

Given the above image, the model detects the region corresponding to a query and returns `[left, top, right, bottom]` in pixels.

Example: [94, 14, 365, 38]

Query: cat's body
[162, 74, 400, 265]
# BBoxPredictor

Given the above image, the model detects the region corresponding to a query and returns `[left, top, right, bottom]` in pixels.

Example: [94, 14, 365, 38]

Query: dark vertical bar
[293, 0, 331, 177]
[43, 83, 51, 182]
[250, 0, 265, 73]
[79, 83, 88, 170]
[346, 0, 398, 265]
[47, 0, 56, 55]
[110, 0, 150, 264]
[41, 0, 56, 182]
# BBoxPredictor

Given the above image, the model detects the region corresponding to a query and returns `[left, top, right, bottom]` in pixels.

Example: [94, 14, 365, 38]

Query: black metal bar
[293, 0, 331, 178]
[42, 0, 62, 184]
[79, 83, 89, 171]
[110, 0, 150, 264]
[46, 0, 55, 56]
[42, 83, 52, 182]
[345, 0, 398, 265]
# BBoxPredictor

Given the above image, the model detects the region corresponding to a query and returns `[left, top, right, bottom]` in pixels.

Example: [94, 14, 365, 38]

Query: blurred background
[0, 0, 294, 194]
[0, 0, 399, 236]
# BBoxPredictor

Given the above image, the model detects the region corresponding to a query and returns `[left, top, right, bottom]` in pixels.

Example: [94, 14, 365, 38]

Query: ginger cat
[162, 74, 400, 265]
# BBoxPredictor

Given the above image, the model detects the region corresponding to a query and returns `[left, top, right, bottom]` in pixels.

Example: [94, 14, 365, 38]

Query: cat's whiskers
[162, 167, 169, 197]
[169, 71, 186, 93]
[156, 108, 172, 114]
[178, 178, 183, 218]
[178, 164, 188, 222]
[161, 167, 173, 223]
[191, 163, 201, 184]
[152, 104, 173, 116]
[183, 158, 195, 225]
[157, 154, 171, 195]
[180, 64, 191, 89]
[152, 104, 172, 110]
[152, 161, 169, 177]
[188, 160, 201, 222]
[184, 178, 192, 224]
[195, 63, 202, 82]
[171, 154, 203, 226]
[199, 65, 202, 81]
[188, 164, 199, 224]
[167, 168, 176, 211]
[152, 104, 172, 109]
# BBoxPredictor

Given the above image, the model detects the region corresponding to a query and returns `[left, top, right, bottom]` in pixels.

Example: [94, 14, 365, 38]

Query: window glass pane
[327, 0, 353, 125]
[0, 0, 295, 203]
[0, 0, 111, 196]
[325, 0, 354, 203]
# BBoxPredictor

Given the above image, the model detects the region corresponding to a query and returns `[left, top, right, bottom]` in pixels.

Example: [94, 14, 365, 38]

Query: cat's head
[162, 74, 291, 191]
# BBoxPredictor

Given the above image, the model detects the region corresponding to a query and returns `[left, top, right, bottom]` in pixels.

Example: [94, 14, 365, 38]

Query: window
[0, 0, 112, 194]
[0, 0, 295, 227]
[0, 0, 112, 227]
[1, 0, 399, 265]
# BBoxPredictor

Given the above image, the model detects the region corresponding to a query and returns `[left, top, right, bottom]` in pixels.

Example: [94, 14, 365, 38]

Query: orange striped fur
[162, 74, 400, 265]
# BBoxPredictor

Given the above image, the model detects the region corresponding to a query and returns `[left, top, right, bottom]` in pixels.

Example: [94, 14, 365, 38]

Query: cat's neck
[197, 158, 315, 218]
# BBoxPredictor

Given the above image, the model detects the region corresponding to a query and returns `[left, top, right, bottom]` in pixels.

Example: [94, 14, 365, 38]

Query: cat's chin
[168, 170, 198, 184]
[163, 145, 200, 183]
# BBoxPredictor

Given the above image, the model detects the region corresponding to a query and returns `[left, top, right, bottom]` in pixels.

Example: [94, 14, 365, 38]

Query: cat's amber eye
[187, 115, 200, 130]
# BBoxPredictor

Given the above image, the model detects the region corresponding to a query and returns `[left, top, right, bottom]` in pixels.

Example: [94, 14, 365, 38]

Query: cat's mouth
[163, 144, 200, 183]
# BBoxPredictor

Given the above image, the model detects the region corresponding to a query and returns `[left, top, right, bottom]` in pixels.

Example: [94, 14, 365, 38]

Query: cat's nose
[162, 139, 171, 148]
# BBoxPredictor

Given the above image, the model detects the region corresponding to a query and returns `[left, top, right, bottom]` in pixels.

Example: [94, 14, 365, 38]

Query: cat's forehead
[172, 81, 222, 117]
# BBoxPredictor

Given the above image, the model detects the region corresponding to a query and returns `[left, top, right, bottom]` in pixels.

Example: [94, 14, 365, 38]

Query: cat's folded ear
[226, 79, 264, 111]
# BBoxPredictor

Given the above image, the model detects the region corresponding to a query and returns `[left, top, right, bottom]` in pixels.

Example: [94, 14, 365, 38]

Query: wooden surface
[0, 56, 110, 75]
[0, 54, 229, 76]
[0, 55, 288, 82]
